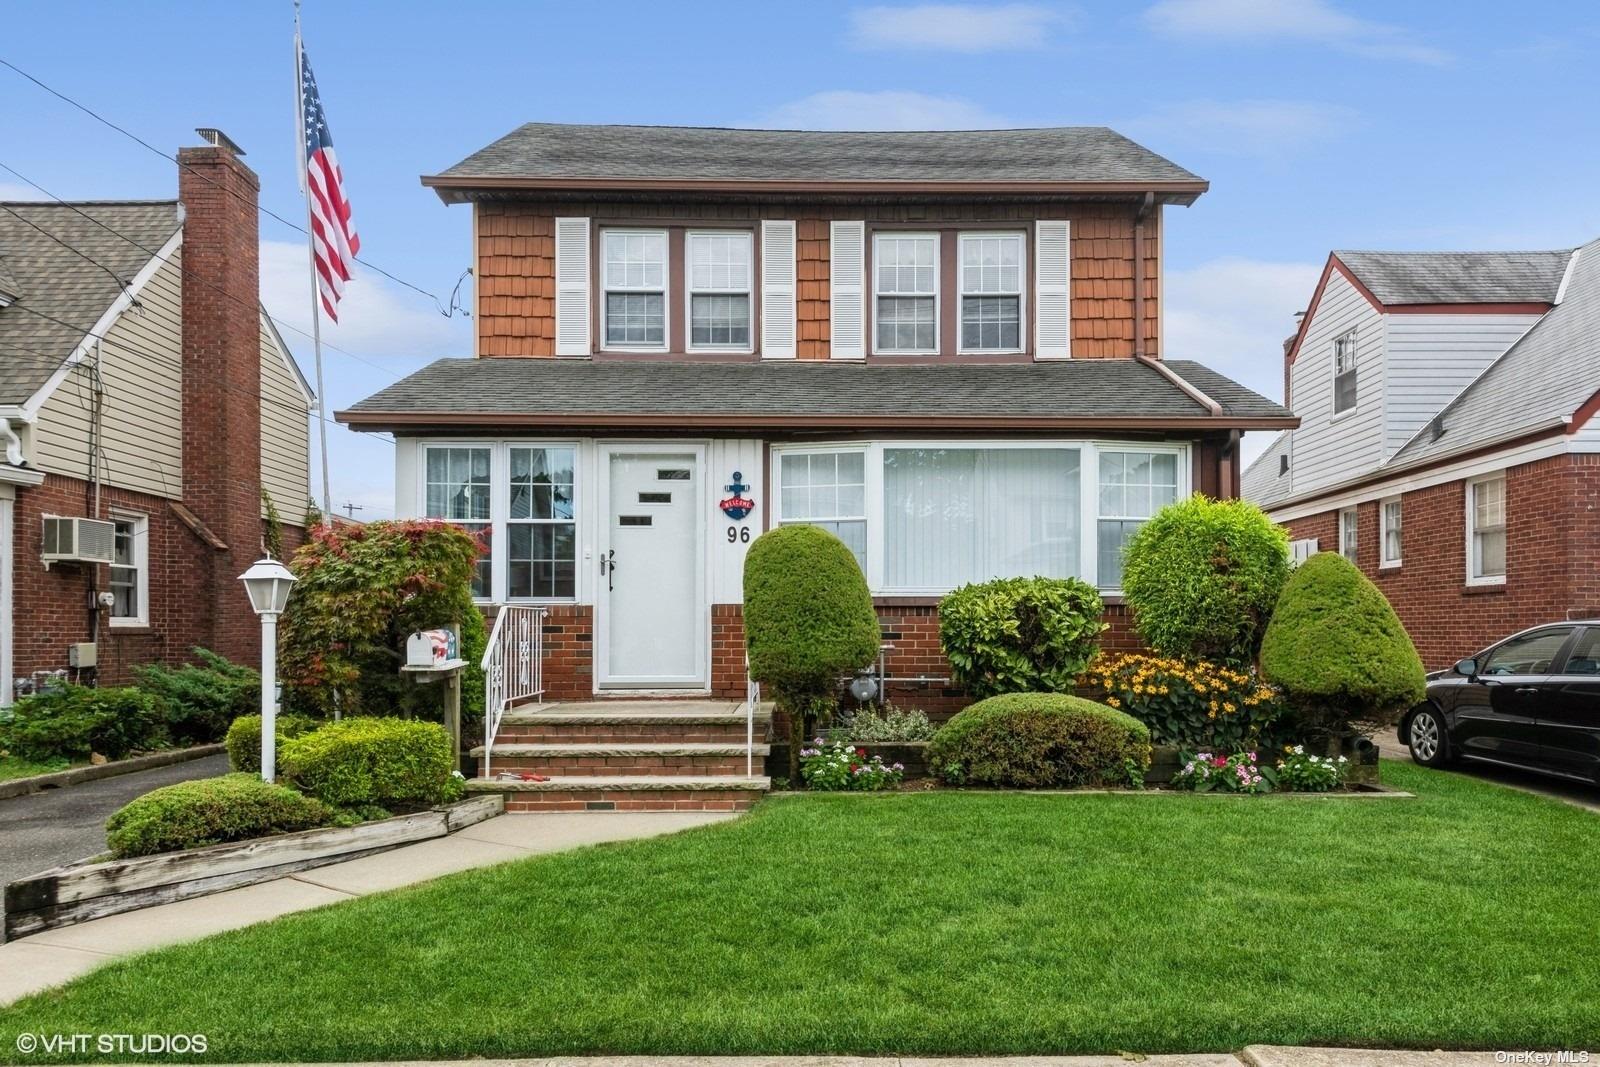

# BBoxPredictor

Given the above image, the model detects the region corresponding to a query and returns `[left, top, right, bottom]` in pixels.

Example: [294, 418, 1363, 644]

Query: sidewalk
[0, 810, 732, 1006]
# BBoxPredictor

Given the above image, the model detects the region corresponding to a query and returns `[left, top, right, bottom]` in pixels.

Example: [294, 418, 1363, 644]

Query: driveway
[1375, 728, 1600, 812]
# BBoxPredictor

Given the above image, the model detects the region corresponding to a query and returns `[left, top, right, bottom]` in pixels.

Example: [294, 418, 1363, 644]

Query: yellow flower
[1105, 697, 1120, 708]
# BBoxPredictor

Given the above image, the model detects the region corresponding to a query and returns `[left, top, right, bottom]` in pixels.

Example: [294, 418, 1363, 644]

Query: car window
[1562, 628, 1600, 676]
[1481, 628, 1572, 676]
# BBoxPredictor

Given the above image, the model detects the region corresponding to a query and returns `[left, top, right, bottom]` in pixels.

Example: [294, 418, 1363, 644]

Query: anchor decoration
[719, 471, 756, 521]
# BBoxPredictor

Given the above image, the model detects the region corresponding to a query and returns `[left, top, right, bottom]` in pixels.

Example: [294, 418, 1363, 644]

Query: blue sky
[4, 0, 1597, 517]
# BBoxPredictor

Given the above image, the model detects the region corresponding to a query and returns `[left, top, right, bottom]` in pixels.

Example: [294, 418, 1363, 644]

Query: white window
[108, 512, 148, 627]
[1333, 329, 1358, 414]
[1339, 506, 1359, 563]
[959, 233, 1024, 353]
[507, 447, 576, 600]
[884, 447, 1080, 591]
[1380, 497, 1403, 567]
[1097, 450, 1181, 589]
[1468, 474, 1507, 584]
[1290, 538, 1319, 565]
[424, 446, 492, 599]
[687, 232, 752, 351]
[776, 450, 867, 570]
[602, 229, 668, 349]
[874, 233, 938, 354]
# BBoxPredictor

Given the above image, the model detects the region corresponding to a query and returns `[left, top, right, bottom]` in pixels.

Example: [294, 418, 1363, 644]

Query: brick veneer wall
[1283, 453, 1600, 670]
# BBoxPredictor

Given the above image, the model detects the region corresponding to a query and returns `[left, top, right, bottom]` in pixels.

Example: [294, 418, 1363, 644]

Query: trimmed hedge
[226, 714, 321, 774]
[1260, 552, 1426, 735]
[280, 717, 454, 809]
[928, 693, 1151, 789]
[938, 577, 1105, 699]
[0, 686, 161, 762]
[1121, 495, 1290, 668]
[105, 774, 333, 858]
[134, 649, 260, 744]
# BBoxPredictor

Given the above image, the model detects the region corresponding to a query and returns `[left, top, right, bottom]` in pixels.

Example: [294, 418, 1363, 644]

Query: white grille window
[109, 512, 148, 626]
[959, 233, 1024, 352]
[1381, 498, 1403, 567]
[874, 233, 938, 353]
[508, 447, 576, 600]
[603, 230, 668, 348]
[425, 446, 492, 599]
[1469, 475, 1507, 583]
[687, 232, 752, 350]
[777, 450, 867, 571]
[1097, 451, 1180, 588]
[1333, 329, 1358, 414]
[1339, 507, 1359, 563]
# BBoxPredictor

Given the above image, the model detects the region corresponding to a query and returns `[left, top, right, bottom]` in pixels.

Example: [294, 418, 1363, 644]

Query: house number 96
[727, 526, 751, 543]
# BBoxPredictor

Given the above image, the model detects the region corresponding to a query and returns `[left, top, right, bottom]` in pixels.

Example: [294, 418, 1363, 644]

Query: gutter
[1136, 356, 1221, 416]
[420, 174, 1210, 203]
[336, 410, 1298, 433]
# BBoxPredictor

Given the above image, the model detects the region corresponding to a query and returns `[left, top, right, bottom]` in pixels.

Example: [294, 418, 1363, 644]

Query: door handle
[1514, 686, 1540, 696]
[601, 549, 616, 592]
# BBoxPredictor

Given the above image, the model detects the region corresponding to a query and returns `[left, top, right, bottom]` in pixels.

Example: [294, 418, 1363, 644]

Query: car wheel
[1407, 707, 1451, 767]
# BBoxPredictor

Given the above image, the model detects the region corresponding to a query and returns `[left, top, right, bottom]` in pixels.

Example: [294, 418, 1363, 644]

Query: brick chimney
[178, 130, 264, 664]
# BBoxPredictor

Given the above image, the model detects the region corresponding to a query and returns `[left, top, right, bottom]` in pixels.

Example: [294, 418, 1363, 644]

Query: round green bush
[279, 717, 454, 810]
[1259, 552, 1426, 736]
[226, 713, 320, 773]
[105, 773, 332, 858]
[928, 693, 1151, 789]
[133, 648, 260, 744]
[0, 686, 161, 761]
[939, 577, 1105, 698]
[1122, 495, 1290, 668]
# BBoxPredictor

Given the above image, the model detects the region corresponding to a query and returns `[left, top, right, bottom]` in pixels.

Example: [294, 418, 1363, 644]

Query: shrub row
[106, 774, 333, 858]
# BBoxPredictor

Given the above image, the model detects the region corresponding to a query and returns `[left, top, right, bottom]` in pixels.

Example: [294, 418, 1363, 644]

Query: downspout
[1132, 191, 1155, 359]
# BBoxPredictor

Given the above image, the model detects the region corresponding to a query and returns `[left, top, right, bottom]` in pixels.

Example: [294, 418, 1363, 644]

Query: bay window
[508, 447, 576, 599]
[602, 229, 668, 349]
[1096, 450, 1180, 589]
[777, 449, 867, 569]
[874, 233, 938, 354]
[959, 233, 1024, 353]
[424, 446, 492, 599]
[687, 232, 752, 350]
[1468, 474, 1506, 584]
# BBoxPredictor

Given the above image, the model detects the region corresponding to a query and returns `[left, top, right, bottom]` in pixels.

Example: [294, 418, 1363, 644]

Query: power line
[0, 203, 141, 301]
[0, 56, 468, 318]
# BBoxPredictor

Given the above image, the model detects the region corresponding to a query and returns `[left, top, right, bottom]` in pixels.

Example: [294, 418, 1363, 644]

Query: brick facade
[1283, 452, 1600, 670]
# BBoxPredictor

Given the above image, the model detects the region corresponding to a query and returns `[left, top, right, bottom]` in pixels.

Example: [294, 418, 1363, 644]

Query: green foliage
[1079, 652, 1284, 751]
[280, 717, 454, 810]
[279, 519, 486, 721]
[928, 692, 1150, 788]
[304, 496, 324, 530]
[134, 649, 260, 745]
[1260, 552, 1427, 737]
[743, 525, 880, 781]
[827, 704, 934, 743]
[225, 713, 320, 773]
[0, 686, 161, 761]
[1170, 750, 1275, 794]
[799, 740, 904, 791]
[262, 489, 285, 561]
[1121, 495, 1290, 668]
[104, 773, 332, 858]
[938, 577, 1105, 699]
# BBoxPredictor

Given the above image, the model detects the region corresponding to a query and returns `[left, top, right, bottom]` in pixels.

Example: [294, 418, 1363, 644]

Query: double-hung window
[1332, 329, 1358, 414]
[687, 232, 752, 350]
[108, 512, 148, 627]
[959, 233, 1024, 352]
[1339, 506, 1359, 563]
[1468, 474, 1507, 584]
[602, 230, 668, 349]
[424, 446, 492, 599]
[508, 447, 576, 600]
[777, 450, 867, 570]
[1096, 451, 1180, 589]
[874, 233, 938, 354]
[1381, 497, 1403, 567]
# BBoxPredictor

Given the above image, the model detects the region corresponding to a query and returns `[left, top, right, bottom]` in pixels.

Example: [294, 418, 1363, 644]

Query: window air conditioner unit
[41, 515, 117, 566]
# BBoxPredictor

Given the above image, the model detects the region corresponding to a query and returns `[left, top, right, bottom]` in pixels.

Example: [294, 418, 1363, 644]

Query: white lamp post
[239, 557, 297, 783]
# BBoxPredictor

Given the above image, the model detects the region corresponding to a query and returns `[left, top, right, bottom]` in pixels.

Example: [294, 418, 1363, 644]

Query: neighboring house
[339, 123, 1296, 710]
[0, 132, 315, 702]
[1244, 245, 1600, 668]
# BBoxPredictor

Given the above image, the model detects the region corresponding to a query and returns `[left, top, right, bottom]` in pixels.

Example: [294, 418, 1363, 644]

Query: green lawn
[3, 761, 1598, 1060]
[0, 754, 70, 782]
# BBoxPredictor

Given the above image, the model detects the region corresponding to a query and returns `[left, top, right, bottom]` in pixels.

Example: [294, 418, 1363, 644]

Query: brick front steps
[468, 699, 772, 811]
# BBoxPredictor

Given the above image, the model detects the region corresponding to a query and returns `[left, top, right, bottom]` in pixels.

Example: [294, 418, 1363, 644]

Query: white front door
[598, 447, 707, 688]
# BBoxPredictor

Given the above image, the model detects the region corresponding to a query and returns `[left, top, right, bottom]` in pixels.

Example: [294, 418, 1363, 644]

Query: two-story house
[0, 131, 315, 703]
[340, 123, 1295, 718]
[1243, 244, 1600, 668]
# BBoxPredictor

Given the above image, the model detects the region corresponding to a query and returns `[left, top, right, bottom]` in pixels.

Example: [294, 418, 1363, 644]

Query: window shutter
[829, 220, 866, 359]
[760, 220, 797, 359]
[1035, 219, 1072, 359]
[554, 216, 591, 356]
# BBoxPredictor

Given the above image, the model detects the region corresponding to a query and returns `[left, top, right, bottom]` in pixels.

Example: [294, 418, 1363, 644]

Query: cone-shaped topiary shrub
[1121, 494, 1290, 668]
[928, 692, 1150, 788]
[1259, 551, 1425, 741]
[744, 525, 880, 782]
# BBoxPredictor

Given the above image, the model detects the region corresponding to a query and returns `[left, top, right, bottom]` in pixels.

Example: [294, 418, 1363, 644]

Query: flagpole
[296, 0, 334, 530]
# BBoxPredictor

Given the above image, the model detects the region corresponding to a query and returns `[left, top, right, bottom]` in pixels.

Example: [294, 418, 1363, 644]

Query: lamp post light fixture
[238, 557, 297, 783]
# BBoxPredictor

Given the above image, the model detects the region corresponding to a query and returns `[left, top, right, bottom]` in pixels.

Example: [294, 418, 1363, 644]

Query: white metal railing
[745, 652, 760, 777]
[481, 606, 547, 778]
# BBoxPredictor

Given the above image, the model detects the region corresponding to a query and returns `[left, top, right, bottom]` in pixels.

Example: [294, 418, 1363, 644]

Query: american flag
[298, 40, 359, 322]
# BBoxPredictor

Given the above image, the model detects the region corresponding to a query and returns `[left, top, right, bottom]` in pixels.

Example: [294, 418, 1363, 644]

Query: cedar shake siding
[473, 200, 1163, 361]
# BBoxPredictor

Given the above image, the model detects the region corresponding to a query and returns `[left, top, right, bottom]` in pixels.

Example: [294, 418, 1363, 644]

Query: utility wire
[0, 203, 142, 302]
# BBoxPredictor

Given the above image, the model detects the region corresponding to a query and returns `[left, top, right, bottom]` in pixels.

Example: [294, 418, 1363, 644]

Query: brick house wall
[1283, 452, 1600, 669]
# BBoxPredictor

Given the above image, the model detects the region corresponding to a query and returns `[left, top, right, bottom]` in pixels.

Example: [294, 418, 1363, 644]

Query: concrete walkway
[0, 810, 732, 1006]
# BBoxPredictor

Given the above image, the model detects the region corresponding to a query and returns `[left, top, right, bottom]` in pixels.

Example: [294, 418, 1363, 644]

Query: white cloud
[0, 182, 44, 201]
[760, 90, 1010, 131]
[1125, 99, 1359, 158]
[849, 3, 1063, 51]
[1143, 0, 1448, 64]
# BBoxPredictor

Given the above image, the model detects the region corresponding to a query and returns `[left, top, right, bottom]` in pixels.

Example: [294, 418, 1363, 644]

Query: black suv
[1400, 622, 1600, 785]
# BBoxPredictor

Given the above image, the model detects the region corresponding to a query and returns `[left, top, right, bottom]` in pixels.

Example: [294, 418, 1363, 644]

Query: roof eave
[336, 410, 1295, 433]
